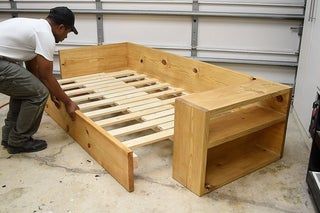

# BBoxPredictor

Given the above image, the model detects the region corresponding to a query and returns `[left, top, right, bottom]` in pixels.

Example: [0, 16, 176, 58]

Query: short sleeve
[34, 31, 55, 61]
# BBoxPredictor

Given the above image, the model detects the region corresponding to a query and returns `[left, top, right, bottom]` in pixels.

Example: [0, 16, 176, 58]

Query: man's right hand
[65, 100, 79, 121]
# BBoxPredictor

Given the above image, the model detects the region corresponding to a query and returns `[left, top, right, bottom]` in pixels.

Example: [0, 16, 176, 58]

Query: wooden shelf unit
[45, 42, 291, 194]
[173, 79, 291, 196]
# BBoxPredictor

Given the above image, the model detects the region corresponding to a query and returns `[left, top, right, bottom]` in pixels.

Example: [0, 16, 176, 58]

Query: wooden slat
[128, 98, 176, 112]
[84, 98, 161, 119]
[66, 81, 126, 96]
[96, 105, 173, 127]
[79, 92, 148, 111]
[158, 121, 174, 130]
[109, 115, 174, 137]
[122, 129, 174, 149]
[58, 70, 136, 84]
[115, 88, 184, 105]
[61, 76, 116, 90]
[65, 74, 147, 95]
[58, 73, 105, 84]
[141, 109, 174, 121]
[71, 79, 158, 102]
[208, 105, 286, 148]
[80, 74, 146, 88]
[79, 87, 180, 111]
[102, 83, 170, 99]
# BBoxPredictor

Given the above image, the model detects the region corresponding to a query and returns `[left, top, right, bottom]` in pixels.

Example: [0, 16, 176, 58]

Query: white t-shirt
[0, 18, 55, 62]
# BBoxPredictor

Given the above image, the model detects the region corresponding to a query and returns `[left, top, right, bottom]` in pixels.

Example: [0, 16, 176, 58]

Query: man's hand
[65, 100, 79, 121]
[50, 95, 61, 108]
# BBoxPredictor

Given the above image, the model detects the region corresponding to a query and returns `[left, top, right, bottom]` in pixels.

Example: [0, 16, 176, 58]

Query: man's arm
[32, 54, 79, 120]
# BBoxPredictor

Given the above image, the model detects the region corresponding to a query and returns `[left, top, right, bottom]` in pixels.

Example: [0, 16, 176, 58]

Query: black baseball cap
[48, 6, 78, 34]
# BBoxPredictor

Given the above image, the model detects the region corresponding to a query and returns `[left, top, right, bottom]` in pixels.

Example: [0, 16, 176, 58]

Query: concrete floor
[0, 93, 316, 213]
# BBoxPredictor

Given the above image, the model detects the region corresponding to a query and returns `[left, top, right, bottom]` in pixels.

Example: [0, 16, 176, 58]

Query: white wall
[293, 0, 320, 135]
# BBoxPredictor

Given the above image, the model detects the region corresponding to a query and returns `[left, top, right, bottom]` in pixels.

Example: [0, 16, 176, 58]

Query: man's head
[46, 7, 78, 43]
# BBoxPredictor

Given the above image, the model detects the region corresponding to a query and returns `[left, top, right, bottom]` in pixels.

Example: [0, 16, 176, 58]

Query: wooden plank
[84, 98, 161, 119]
[128, 98, 176, 112]
[65, 74, 147, 95]
[71, 79, 159, 102]
[179, 79, 291, 116]
[45, 96, 134, 192]
[208, 105, 286, 148]
[58, 70, 136, 84]
[172, 99, 209, 196]
[79, 87, 180, 111]
[82, 74, 147, 88]
[158, 121, 174, 130]
[59, 43, 128, 78]
[122, 129, 174, 149]
[96, 105, 173, 127]
[127, 42, 253, 93]
[115, 88, 184, 105]
[65, 81, 126, 96]
[141, 109, 174, 121]
[58, 73, 105, 84]
[61, 76, 117, 90]
[102, 83, 170, 99]
[79, 92, 148, 111]
[109, 115, 174, 137]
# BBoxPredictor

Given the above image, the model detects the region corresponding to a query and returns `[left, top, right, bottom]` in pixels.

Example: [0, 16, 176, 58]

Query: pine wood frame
[45, 42, 291, 195]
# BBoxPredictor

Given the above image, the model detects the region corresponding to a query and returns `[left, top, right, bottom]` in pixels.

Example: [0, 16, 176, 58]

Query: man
[0, 7, 79, 154]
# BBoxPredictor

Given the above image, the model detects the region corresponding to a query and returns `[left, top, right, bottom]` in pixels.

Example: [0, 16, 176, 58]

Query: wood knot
[276, 95, 283, 102]
[193, 68, 198, 74]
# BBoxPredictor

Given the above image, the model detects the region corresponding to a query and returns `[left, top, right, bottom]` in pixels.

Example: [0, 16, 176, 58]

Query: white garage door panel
[103, 15, 191, 47]
[16, 0, 95, 10]
[0, 1, 10, 9]
[215, 62, 296, 84]
[102, 0, 192, 11]
[199, 0, 304, 15]
[197, 50, 297, 63]
[198, 17, 301, 52]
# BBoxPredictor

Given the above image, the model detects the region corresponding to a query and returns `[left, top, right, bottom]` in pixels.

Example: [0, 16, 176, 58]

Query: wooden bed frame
[45, 42, 292, 196]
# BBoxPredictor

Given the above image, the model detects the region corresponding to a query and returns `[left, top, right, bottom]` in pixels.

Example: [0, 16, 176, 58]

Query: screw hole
[276, 95, 284, 102]
[87, 143, 91, 148]
[161, 59, 167, 65]
[193, 68, 198, 74]
[140, 59, 143, 63]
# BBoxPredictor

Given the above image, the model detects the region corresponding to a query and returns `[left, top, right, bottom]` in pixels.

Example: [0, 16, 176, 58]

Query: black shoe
[7, 138, 47, 154]
[1, 140, 8, 148]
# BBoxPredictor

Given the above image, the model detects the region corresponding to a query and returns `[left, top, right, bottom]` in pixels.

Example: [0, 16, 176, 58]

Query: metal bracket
[9, 0, 18, 18]
[96, 0, 104, 45]
[191, 0, 199, 57]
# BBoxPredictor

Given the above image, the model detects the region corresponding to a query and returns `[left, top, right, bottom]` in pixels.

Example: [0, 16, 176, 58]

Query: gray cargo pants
[0, 59, 49, 146]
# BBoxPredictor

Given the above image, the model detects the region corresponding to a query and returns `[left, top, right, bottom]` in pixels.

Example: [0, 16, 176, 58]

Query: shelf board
[205, 137, 280, 190]
[208, 105, 286, 148]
